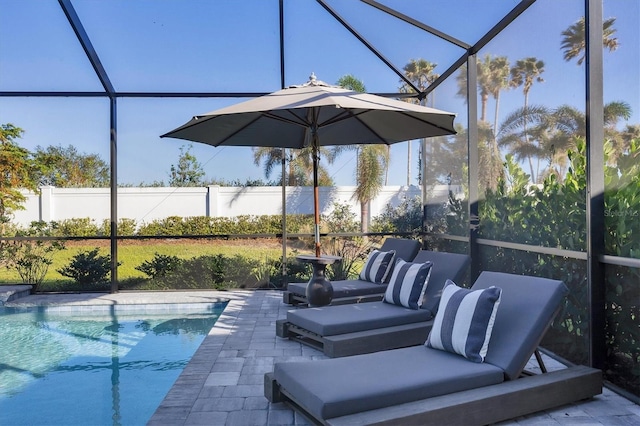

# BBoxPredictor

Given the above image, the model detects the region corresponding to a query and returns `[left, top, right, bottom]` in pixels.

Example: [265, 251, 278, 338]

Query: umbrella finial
[309, 72, 317, 83]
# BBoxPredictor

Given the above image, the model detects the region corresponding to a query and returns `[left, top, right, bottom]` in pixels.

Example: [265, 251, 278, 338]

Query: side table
[296, 255, 341, 307]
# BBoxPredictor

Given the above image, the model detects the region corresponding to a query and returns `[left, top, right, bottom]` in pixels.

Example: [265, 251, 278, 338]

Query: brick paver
[2, 286, 636, 426]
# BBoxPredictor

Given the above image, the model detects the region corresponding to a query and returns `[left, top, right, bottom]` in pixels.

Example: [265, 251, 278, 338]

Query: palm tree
[486, 56, 511, 137]
[400, 59, 440, 185]
[510, 58, 545, 111]
[482, 55, 511, 185]
[498, 104, 551, 182]
[455, 57, 511, 189]
[561, 16, 619, 65]
[334, 74, 390, 233]
[252, 146, 333, 186]
[509, 57, 545, 181]
[499, 101, 632, 180]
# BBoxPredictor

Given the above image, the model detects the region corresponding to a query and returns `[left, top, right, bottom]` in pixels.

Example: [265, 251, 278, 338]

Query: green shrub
[54, 218, 100, 237]
[153, 254, 227, 289]
[3, 222, 66, 292]
[101, 218, 137, 236]
[371, 196, 423, 234]
[58, 248, 115, 286]
[476, 138, 640, 397]
[135, 252, 183, 279]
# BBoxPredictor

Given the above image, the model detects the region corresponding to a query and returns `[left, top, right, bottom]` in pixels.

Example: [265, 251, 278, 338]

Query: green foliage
[320, 202, 376, 280]
[135, 252, 183, 279]
[100, 218, 137, 236]
[152, 254, 226, 290]
[136, 214, 311, 236]
[169, 144, 205, 187]
[53, 218, 101, 237]
[602, 138, 640, 396]
[371, 196, 423, 234]
[323, 202, 360, 233]
[32, 144, 109, 187]
[476, 138, 640, 397]
[0, 124, 40, 220]
[57, 248, 115, 287]
[2, 222, 66, 291]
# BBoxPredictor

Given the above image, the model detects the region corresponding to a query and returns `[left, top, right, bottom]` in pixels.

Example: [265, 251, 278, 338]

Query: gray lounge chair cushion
[286, 238, 421, 300]
[273, 345, 504, 419]
[286, 279, 387, 299]
[286, 302, 432, 336]
[358, 249, 396, 283]
[425, 280, 502, 362]
[377, 237, 421, 263]
[382, 260, 433, 309]
[412, 251, 471, 314]
[471, 272, 568, 379]
[273, 272, 568, 420]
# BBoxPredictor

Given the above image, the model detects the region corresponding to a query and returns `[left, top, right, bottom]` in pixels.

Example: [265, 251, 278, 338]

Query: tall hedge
[478, 138, 639, 397]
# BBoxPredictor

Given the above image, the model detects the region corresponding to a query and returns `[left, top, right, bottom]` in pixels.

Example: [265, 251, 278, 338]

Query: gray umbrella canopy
[161, 74, 456, 255]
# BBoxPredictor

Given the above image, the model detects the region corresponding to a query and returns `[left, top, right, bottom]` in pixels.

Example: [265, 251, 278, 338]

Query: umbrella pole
[313, 139, 321, 257]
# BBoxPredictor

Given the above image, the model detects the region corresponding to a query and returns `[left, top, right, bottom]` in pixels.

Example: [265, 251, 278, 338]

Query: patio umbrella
[161, 73, 456, 256]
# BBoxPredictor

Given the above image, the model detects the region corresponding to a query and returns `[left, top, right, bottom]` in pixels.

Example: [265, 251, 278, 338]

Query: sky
[0, 0, 638, 187]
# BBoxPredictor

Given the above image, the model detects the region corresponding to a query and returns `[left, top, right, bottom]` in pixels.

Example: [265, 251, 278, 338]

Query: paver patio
[2, 287, 638, 425]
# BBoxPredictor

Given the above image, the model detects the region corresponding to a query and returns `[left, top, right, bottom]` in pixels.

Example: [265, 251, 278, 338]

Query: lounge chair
[266, 271, 602, 425]
[282, 237, 421, 306]
[276, 250, 471, 357]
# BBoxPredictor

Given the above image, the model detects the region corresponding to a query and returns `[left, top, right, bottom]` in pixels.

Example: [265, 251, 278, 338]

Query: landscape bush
[474, 138, 639, 397]
[57, 248, 115, 287]
[1, 221, 65, 292]
[135, 252, 183, 279]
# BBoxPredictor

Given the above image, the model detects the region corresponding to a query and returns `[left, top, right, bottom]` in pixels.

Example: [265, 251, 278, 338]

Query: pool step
[0, 285, 32, 305]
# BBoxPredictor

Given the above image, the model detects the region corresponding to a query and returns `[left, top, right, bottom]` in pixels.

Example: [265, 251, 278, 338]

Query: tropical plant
[334, 75, 389, 233]
[560, 16, 619, 66]
[476, 137, 639, 397]
[252, 146, 333, 186]
[508, 58, 545, 181]
[400, 59, 439, 186]
[498, 104, 552, 182]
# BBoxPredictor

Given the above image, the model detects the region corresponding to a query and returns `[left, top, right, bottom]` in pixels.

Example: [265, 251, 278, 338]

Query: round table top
[296, 254, 342, 265]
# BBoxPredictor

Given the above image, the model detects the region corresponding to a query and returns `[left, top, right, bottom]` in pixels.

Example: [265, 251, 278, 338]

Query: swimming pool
[0, 302, 227, 425]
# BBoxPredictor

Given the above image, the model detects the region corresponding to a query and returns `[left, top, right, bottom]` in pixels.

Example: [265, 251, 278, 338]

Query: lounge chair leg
[276, 319, 290, 338]
[264, 372, 283, 403]
[534, 349, 547, 373]
[283, 291, 294, 304]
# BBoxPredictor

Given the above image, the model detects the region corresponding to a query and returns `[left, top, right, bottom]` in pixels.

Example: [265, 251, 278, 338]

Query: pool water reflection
[0, 303, 226, 426]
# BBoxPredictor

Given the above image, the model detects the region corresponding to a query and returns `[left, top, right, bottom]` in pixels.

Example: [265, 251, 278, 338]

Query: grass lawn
[0, 238, 293, 287]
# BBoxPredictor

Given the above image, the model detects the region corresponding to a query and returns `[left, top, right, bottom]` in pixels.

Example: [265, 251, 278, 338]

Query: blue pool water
[0, 302, 226, 426]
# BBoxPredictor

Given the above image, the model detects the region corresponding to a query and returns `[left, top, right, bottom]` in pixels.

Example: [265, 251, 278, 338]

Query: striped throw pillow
[425, 280, 502, 363]
[359, 250, 396, 284]
[383, 260, 433, 309]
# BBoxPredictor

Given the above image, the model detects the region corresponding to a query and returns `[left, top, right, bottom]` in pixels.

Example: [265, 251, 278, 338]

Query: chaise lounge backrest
[412, 250, 471, 315]
[472, 271, 568, 380]
[378, 238, 421, 282]
[379, 237, 421, 263]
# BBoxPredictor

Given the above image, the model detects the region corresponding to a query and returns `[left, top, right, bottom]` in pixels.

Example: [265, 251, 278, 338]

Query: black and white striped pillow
[425, 280, 502, 363]
[359, 250, 396, 284]
[383, 259, 433, 309]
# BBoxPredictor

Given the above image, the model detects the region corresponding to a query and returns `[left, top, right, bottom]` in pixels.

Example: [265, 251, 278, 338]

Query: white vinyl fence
[13, 185, 460, 229]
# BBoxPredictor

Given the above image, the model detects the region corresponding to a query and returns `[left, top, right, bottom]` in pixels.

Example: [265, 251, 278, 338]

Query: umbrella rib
[264, 110, 311, 128]
[320, 109, 454, 142]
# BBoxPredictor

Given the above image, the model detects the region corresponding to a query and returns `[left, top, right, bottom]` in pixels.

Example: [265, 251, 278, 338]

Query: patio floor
[2, 286, 638, 425]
